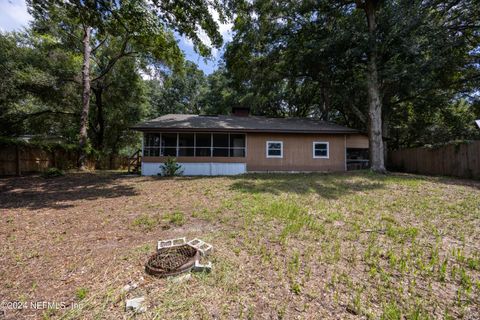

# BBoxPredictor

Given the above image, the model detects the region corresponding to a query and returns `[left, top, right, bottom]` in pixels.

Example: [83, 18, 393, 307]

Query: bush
[160, 157, 183, 176]
[41, 167, 65, 178]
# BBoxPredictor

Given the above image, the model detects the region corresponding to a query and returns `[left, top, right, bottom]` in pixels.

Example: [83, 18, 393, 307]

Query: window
[313, 142, 329, 158]
[266, 141, 283, 158]
[143, 133, 160, 156]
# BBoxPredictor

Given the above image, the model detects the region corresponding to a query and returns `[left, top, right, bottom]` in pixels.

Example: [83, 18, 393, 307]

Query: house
[131, 109, 369, 176]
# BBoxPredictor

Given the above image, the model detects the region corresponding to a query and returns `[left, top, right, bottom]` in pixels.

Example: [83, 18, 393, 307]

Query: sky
[0, 0, 232, 75]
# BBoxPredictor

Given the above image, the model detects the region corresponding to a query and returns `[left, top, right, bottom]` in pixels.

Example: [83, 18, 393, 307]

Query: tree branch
[12, 110, 78, 124]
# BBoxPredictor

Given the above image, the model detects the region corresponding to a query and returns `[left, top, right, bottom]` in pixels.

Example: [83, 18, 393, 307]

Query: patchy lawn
[0, 171, 479, 319]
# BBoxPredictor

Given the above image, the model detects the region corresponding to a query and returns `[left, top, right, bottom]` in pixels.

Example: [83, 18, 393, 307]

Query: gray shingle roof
[132, 114, 359, 134]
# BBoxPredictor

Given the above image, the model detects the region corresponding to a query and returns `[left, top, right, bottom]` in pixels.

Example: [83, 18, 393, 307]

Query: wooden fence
[0, 145, 129, 176]
[388, 141, 480, 179]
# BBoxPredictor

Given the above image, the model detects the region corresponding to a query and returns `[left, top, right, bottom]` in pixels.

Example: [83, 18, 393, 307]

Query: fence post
[15, 145, 21, 176]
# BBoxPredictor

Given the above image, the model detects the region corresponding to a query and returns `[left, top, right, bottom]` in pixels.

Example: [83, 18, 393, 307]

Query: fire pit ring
[145, 244, 199, 278]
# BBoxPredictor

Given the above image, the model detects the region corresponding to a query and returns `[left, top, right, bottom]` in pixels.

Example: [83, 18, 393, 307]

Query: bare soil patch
[0, 172, 479, 319]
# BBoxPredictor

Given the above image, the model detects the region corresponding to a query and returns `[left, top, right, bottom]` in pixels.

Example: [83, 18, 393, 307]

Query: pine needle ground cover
[1, 172, 479, 319]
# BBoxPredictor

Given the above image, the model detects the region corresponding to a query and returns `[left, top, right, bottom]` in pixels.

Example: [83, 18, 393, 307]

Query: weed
[381, 302, 402, 320]
[290, 281, 302, 295]
[76, 287, 88, 301]
[164, 211, 185, 226]
[131, 214, 159, 231]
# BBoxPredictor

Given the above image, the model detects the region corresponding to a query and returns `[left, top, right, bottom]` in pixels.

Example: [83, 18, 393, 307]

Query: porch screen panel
[195, 133, 211, 157]
[178, 133, 194, 156]
[161, 133, 177, 156]
[213, 134, 229, 157]
[144, 133, 160, 156]
[230, 134, 246, 157]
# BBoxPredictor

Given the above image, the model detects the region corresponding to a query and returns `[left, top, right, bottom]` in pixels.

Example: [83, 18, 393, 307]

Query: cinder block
[192, 260, 212, 273]
[187, 238, 213, 256]
[158, 237, 186, 250]
[125, 297, 146, 313]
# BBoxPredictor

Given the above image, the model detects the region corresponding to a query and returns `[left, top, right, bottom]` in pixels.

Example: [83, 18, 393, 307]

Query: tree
[0, 31, 80, 139]
[355, 0, 385, 173]
[224, 0, 479, 161]
[148, 61, 208, 116]
[28, 0, 227, 169]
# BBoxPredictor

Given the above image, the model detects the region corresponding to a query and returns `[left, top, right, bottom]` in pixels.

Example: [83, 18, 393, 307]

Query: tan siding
[246, 133, 346, 172]
[346, 134, 369, 148]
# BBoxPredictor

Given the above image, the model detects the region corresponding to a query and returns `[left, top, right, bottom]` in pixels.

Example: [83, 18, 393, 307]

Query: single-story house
[131, 108, 369, 176]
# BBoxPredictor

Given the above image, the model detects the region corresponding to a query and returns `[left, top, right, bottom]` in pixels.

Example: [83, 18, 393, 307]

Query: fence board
[388, 141, 480, 179]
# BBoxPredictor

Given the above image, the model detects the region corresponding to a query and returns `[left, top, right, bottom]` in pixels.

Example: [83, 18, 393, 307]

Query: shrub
[42, 167, 65, 178]
[160, 157, 183, 176]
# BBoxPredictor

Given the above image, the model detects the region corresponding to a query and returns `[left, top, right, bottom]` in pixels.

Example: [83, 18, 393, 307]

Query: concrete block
[192, 260, 212, 273]
[187, 238, 213, 256]
[125, 297, 146, 313]
[158, 237, 186, 250]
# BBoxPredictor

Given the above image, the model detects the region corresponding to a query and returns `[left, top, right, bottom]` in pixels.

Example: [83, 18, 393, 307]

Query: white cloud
[179, 6, 233, 58]
[0, 0, 33, 32]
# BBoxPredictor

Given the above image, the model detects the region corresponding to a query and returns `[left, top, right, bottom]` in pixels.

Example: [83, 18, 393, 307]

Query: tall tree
[225, 0, 479, 163]
[355, 0, 385, 172]
[28, 0, 226, 169]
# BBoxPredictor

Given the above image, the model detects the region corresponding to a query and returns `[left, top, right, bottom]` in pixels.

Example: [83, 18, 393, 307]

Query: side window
[313, 142, 329, 158]
[266, 141, 283, 158]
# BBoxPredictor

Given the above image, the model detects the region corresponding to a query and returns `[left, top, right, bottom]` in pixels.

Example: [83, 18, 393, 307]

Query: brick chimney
[231, 107, 250, 117]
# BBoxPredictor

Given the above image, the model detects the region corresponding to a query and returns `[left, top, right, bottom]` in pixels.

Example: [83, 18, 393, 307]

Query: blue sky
[0, 0, 231, 74]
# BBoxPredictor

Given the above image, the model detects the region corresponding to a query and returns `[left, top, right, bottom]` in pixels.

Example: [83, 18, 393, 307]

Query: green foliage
[164, 211, 185, 226]
[381, 302, 402, 320]
[2, 0, 479, 163]
[75, 287, 88, 301]
[0, 136, 78, 152]
[148, 62, 208, 116]
[41, 168, 65, 178]
[132, 214, 159, 231]
[18, 0, 229, 166]
[160, 157, 184, 176]
[0, 31, 80, 138]
[224, 0, 480, 148]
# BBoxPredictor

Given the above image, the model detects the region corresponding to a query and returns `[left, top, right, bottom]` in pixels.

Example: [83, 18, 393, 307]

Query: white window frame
[313, 141, 329, 159]
[266, 141, 283, 158]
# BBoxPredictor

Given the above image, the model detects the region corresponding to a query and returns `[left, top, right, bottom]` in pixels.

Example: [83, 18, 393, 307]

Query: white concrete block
[125, 297, 146, 313]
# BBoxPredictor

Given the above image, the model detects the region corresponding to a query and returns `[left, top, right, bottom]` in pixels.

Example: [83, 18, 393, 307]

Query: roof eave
[130, 127, 359, 134]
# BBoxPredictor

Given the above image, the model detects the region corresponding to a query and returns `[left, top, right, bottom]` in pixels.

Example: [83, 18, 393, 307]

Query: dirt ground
[0, 171, 479, 319]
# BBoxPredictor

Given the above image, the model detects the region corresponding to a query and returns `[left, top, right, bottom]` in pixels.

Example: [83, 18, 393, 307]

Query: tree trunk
[321, 86, 330, 121]
[93, 85, 105, 151]
[382, 116, 389, 167]
[78, 26, 92, 170]
[363, 0, 386, 173]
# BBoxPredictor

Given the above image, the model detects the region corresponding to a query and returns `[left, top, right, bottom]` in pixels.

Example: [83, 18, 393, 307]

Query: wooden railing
[128, 149, 142, 174]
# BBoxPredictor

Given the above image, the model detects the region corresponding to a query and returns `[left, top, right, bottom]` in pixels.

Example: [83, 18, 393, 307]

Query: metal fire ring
[145, 244, 199, 278]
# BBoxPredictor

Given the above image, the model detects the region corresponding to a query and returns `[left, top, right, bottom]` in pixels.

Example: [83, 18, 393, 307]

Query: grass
[0, 171, 479, 319]
[75, 288, 88, 301]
